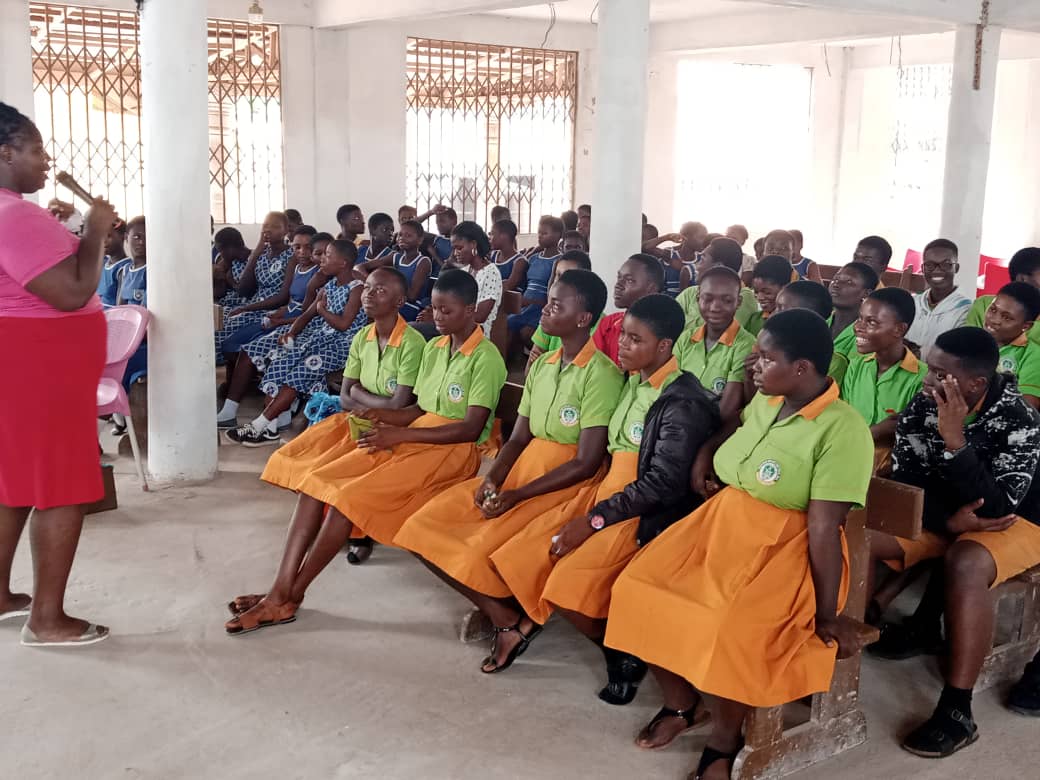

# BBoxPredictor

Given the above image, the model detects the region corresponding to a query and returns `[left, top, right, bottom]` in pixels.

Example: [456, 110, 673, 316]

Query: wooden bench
[976, 564, 1040, 692]
[732, 477, 924, 779]
[817, 263, 926, 293]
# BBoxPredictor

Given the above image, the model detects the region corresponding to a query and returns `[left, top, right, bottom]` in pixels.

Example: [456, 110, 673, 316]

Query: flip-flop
[0, 605, 31, 622]
[20, 623, 109, 648]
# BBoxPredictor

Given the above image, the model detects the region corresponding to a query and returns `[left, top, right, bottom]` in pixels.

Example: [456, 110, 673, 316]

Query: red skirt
[0, 312, 106, 509]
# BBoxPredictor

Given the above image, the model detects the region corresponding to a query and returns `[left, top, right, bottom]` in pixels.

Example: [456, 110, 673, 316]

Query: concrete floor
[2, 425, 1039, 779]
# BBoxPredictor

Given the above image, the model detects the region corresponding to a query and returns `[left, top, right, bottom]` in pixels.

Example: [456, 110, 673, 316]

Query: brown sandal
[227, 594, 265, 616]
[636, 704, 708, 750]
[225, 599, 299, 636]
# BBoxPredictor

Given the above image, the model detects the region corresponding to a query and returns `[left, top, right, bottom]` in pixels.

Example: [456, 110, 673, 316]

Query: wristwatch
[942, 443, 968, 460]
[588, 514, 605, 531]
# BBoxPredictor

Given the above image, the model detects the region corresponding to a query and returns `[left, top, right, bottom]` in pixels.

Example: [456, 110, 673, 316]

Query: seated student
[868, 327, 1040, 758]
[745, 255, 794, 335]
[841, 287, 926, 463]
[336, 204, 365, 244]
[96, 221, 129, 307]
[576, 204, 591, 240]
[388, 220, 433, 321]
[853, 234, 894, 285]
[285, 208, 303, 235]
[355, 212, 395, 267]
[397, 205, 417, 226]
[753, 236, 765, 262]
[220, 226, 322, 361]
[605, 309, 873, 778]
[592, 253, 665, 367]
[789, 228, 821, 281]
[906, 238, 973, 355]
[417, 221, 501, 338]
[213, 227, 252, 305]
[675, 237, 758, 330]
[968, 247, 1040, 346]
[507, 215, 564, 350]
[561, 209, 579, 231]
[561, 229, 588, 254]
[526, 250, 593, 369]
[642, 223, 704, 297]
[217, 211, 294, 352]
[489, 218, 527, 292]
[674, 266, 756, 424]
[110, 217, 149, 425]
[983, 281, 1040, 408]
[726, 223, 756, 274]
[394, 270, 623, 673]
[221, 240, 366, 443]
[225, 270, 506, 633]
[490, 205, 512, 224]
[761, 228, 797, 267]
[642, 223, 659, 244]
[415, 204, 457, 265]
[828, 261, 879, 378]
[487, 295, 719, 698]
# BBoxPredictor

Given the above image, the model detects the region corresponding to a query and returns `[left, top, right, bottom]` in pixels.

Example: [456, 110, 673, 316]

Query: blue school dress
[217, 258, 250, 309]
[224, 263, 321, 355]
[258, 278, 367, 398]
[216, 245, 294, 353]
[661, 256, 682, 298]
[117, 264, 148, 388]
[358, 245, 392, 265]
[793, 256, 814, 280]
[491, 250, 525, 282]
[508, 251, 558, 333]
[433, 235, 452, 264]
[97, 256, 131, 307]
[394, 251, 432, 321]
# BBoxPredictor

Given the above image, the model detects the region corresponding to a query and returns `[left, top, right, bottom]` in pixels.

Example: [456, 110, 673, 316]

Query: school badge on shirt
[628, 421, 644, 444]
[1000, 356, 1017, 373]
[447, 383, 465, 402]
[712, 377, 726, 394]
[386, 377, 398, 393]
[559, 405, 580, 427]
[756, 459, 781, 485]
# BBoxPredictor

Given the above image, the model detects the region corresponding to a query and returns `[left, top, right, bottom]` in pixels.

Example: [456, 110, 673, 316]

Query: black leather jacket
[591, 371, 721, 546]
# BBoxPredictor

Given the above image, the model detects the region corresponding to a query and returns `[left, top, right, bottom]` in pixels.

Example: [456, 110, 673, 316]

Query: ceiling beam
[723, 0, 988, 26]
[314, 0, 553, 29]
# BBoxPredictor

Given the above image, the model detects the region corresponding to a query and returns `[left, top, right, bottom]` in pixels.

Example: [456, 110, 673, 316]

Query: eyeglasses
[922, 261, 955, 272]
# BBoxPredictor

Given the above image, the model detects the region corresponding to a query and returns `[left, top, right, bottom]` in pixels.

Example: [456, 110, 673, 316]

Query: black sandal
[480, 620, 540, 674]
[346, 537, 374, 565]
[901, 706, 978, 758]
[598, 647, 648, 706]
[690, 743, 743, 779]
[636, 705, 699, 749]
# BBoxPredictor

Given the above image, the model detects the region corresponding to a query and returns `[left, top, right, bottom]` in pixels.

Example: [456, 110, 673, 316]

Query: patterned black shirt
[891, 374, 1040, 533]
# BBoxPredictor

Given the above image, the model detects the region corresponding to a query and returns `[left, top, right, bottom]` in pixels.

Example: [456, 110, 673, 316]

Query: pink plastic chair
[903, 249, 923, 272]
[98, 305, 150, 491]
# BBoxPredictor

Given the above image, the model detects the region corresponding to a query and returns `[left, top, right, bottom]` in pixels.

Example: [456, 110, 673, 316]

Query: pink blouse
[0, 188, 101, 317]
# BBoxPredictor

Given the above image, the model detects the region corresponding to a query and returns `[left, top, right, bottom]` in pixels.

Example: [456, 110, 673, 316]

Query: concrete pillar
[939, 23, 1001, 296]
[280, 25, 317, 223]
[0, 0, 34, 120]
[140, 0, 218, 483]
[588, 0, 650, 303]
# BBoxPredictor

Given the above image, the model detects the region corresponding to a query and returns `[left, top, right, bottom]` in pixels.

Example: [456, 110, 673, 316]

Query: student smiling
[982, 281, 1040, 408]
[906, 238, 972, 355]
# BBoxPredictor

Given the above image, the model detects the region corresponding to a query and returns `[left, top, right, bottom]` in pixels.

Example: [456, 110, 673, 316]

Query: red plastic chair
[980, 263, 1010, 297]
[903, 249, 923, 272]
[98, 305, 150, 490]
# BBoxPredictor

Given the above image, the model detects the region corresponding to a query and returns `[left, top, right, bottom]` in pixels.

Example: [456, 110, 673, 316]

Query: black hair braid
[0, 103, 34, 147]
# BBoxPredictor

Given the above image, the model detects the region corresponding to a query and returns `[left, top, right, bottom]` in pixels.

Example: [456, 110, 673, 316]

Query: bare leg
[26, 505, 96, 640]
[285, 506, 357, 603]
[226, 352, 258, 404]
[0, 505, 31, 613]
[261, 494, 327, 603]
[554, 604, 605, 640]
[699, 697, 750, 780]
[636, 665, 701, 749]
[262, 386, 298, 421]
[944, 539, 998, 689]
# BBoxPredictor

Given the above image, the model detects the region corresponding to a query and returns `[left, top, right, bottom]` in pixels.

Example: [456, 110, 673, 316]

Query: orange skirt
[394, 437, 603, 599]
[604, 486, 849, 708]
[261, 412, 357, 493]
[296, 413, 481, 546]
[492, 451, 639, 624]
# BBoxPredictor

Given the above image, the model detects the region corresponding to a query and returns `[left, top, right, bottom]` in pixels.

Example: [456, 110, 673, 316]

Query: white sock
[251, 414, 273, 432]
[277, 410, 291, 429]
[218, 399, 239, 421]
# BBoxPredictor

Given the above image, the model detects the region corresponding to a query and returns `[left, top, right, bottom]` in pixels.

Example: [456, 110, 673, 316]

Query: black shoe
[224, 423, 280, 447]
[1009, 658, 1040, 716]
[866, 621, 943, 660]
[598, 647, 648, 706]
[902, 705, 978, 758]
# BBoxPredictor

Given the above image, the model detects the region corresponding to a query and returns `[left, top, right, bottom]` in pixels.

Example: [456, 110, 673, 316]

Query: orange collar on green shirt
[862, 346, 920, 373]
[640, 356, 679, 389]
[367, 315, 409, 347]
[767, 378, 840, 420]
[434, 325, 484, 356]
[1012, 332, 1030, 347]
[545, 336, 598, 368]
[691, 319, 741, 347]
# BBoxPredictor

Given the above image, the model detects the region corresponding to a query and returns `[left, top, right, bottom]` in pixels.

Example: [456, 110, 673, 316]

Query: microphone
[55, 171, 123, 229]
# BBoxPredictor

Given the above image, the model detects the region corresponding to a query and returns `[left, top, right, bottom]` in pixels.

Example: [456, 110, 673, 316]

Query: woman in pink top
[0, 103, 115, 647]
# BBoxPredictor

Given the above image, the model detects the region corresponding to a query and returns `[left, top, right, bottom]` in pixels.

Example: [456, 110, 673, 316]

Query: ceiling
[488, 0, 778, 23]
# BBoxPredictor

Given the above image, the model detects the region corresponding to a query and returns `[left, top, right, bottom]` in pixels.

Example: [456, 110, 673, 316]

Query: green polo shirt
[968, 294, 1040, 347]
[531, 316, 602, 354]
[519, 338, 623, 444]
[828, 352, 849, 386]
[607, 357, 681, 454]
[829, 316, 858, 359]
[674, 319, 756, 397]
[714, 382, 873, 511]
[676, 285, 758, 331]
[413, 327, 507, 445]
[744, 310, 770, 336]
[344, 316, 426, 397]
[998, 335, 1040, 398]
[840, 348, 928, 426]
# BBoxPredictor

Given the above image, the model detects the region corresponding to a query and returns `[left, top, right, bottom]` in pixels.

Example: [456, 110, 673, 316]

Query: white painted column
[588, 0, 650, 301]
[0, 0, 34, 119]
[939, 23, 1002, 296]
[280, 25, 317, 223]
[140, 0, 218, 483]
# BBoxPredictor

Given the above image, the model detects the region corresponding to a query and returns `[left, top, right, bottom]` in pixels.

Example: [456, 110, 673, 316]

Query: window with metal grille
[29, 3, 283, 224]
[406, 38, 577, 234]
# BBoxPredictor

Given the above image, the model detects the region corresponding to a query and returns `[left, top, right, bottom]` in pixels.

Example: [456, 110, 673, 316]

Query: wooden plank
[864, 477, 923, 540]
[494, 380, 524, 438]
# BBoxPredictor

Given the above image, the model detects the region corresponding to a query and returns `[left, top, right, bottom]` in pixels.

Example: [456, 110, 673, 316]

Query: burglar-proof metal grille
[406, 38, 577, 234]
[29, 3, 283, 224]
